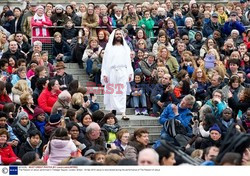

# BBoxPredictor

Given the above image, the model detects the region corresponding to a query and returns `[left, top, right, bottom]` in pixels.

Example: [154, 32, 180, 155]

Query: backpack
[164, 118, 187, 137]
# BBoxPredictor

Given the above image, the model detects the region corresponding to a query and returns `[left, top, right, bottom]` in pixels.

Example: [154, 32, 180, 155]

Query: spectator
[44, 127, 77, 165]
[52, 32, 72, 63]
[223, 11, 245, 36]
[51, 90, 72, 115]
[113, 129, 130, 152]
[18, 130, 43, 159]
[155, 145, 176, 165]
[50, 4, 68, 27]
[1, 40, 26, 61]
[138, 10, 155, 38]
[62, 19, 78, 45]
[81, 5, 99, 37]
[200, 124, 222, 149]
[53, 62, 73, 90]
[21, 2, 36, 39]
[31, 5, 52, 43]
[65, 5, 81, 26]
[38, 79, 61, 114]
[124, 128, 149, 161]
[12, 111, 37, 145]
[159, 94, 195, 142]
[20, 92, 35, 120]
[0, 81, 11, 110]
[11, 79, 32, 105]
[0, 128, 19, 165]
[204, 89, 227, 119]
[31, 107, 47, 138]
[137, 148, 160, 165]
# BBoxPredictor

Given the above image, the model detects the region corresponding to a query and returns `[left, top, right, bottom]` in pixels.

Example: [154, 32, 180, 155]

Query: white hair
[58, 90, 71, 101]
[138, 148, 159, 165]
[33, 40, 42, 47]
[185, 17, 194, 24]
[231, 29, 239, 35]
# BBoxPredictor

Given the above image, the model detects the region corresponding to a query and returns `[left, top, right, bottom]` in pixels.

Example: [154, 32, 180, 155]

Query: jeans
[62, 56, 72, 63]
[152, 94, 161, 113]
[86, 58, 93, 75]
[132, 91, 147, 108]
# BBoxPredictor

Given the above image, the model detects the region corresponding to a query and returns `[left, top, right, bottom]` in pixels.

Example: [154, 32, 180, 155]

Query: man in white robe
[101, 29, 134, 120]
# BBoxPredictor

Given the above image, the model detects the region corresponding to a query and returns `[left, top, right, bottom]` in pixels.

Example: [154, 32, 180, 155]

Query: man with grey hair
[51, 90, 72, 115]
[138, 148, 160, 166]
[159, 94, 196, 144]
[82, 122, 106, 154]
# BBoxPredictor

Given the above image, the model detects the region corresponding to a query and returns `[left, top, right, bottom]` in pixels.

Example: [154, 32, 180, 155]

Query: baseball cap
[211, 12, 218, 18]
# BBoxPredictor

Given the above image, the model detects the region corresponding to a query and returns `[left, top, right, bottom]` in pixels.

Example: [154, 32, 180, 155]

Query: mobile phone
[93, 47, 98, 52]
[83, 96, 88, 102]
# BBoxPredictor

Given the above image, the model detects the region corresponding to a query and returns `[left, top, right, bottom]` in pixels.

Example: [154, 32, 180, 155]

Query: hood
[50, 139, 71, 148]
[27, 137, 42, 149]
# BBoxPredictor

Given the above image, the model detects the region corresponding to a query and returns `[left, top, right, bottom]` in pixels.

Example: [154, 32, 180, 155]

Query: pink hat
[36, 5, 44, 11]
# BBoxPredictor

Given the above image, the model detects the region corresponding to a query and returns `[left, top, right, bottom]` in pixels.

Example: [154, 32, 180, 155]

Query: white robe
[101, 43, 133, 113]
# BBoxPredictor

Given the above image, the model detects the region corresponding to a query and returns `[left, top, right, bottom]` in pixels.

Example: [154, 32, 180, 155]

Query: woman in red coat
[31, 5, 52, 43]
[0, 81, 11, 111]
[0, 129, 19, 165]
[38, 79, 61, 114]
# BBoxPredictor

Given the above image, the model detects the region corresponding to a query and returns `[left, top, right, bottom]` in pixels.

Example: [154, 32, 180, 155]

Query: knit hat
[84, 149, 96, 157]
[209, 124, 221, 134]
[33, 107, 45, 118]
[55, 4, 64, 11]
[35, 5, 44, 11]
[49, 113, 62, 124]
[16, 111, 29, 121]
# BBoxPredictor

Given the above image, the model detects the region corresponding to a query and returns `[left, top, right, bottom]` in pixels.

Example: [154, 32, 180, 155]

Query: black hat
[4, 10, 14, 17]
[49, 113, 62, 124]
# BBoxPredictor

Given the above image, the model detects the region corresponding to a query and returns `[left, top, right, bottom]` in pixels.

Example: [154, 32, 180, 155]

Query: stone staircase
[65, 63, 162, 142]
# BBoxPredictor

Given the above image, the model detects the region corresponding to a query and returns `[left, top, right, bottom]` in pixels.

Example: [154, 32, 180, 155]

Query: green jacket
[138, 17, 155, 38]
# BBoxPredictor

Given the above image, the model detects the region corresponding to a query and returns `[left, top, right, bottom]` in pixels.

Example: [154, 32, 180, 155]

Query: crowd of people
[0, 0, 250, 166]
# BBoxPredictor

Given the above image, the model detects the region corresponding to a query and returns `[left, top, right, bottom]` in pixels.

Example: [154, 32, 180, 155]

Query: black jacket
[2, 49, 26, 60]
[53, 72, 73, 89]
[18, 138, 44, 158]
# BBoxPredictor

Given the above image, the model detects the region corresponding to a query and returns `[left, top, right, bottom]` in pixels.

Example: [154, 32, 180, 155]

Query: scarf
[102, 123, 120, 133]
[33, 13, 47, 36]
[218, 12, 228, 24]
[114, 14, 122, 20]
[16, 120, 31, 134]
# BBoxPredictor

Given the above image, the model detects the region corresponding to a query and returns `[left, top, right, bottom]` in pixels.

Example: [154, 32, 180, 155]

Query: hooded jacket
[44, 138, 77, 165]
[18, 137, 43, 158]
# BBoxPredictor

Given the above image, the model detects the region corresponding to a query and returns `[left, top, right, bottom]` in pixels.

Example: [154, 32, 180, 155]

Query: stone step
[125, 126, 162, 134]
[66, 69, 85, 75]
[100, 108, 138, 116]
[116, 115, 160, 126]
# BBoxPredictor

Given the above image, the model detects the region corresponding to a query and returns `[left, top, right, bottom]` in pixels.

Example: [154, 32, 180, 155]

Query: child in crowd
[100, 113, 120, 143]
[27, 60, 38, 80]
[41, 51, 54, 77]
[130, 73, 148, 115]
[32, 107, 47, 139]
[43, 127, 77, 165]
[93, 152, 106, 164]
[62, 19, 78, 45]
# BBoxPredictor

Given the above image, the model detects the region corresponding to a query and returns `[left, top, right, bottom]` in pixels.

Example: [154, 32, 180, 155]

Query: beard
[114, 36, 122, 43]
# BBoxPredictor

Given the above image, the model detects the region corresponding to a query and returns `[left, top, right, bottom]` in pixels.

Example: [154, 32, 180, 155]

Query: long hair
[112, 29, 124, 45]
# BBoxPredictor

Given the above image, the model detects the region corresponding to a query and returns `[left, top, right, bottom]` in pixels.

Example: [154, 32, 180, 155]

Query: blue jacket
[223, 21, 245, 36]
[159, 103, 193, 135]
[11, 74, 31, 88]
[202, 20, 223, 38]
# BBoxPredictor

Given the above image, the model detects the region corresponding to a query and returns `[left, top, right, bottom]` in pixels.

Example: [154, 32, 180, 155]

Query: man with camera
[150, 73, 178, 116]
[159, 94, 196, 145]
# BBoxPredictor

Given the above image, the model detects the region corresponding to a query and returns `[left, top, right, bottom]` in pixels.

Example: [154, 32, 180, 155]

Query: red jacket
[38, 88, 61, 114]
[0, 93, 12, 110]
[31, 15, 52, 43]
[0, 144, 18, 165]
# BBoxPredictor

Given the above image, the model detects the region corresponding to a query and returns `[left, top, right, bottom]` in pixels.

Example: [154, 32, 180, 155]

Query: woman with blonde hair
[71, 92, 89, 117]
[157, 46, 179, 77]
[11, 80, 32, 105]
[31, 51, 44, 66]
[20, 92, 35, 120]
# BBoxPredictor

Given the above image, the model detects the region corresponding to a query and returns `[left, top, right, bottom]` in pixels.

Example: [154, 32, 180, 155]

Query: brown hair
[116, 129, 129, 140]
